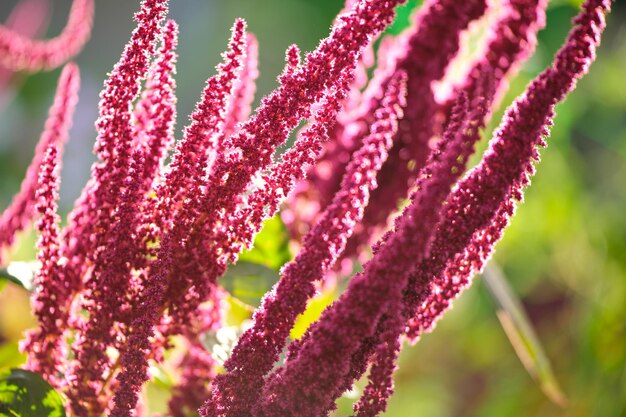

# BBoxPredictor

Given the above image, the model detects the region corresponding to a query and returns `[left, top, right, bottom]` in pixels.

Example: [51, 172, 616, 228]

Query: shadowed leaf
[221, 261, 279, 308]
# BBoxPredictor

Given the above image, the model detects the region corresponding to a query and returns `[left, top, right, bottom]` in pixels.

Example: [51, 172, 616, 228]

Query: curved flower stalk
[0, 63, 79, 266]
[405, 0, 611, 341]
[202, 72, 407, 417]
[256, 89, 480, 417]
[26, 143, 63, 374]
[288, 0, 487, 259]
[17, 64, 80, 387]
[62, 2, 170, 415]
[0, 0, 51, 109]
[151, 18, 250, 341]
[0, 0, 94, 72]
[223, 33, 259, 138]
[131, 19, 179, 198]
[251, 1, 609, 415]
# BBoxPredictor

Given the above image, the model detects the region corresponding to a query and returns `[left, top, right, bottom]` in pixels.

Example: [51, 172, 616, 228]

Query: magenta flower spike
[0, 0, 93, 72]
[18, 63, 80, 387]
[149, 20, 252, 339]
[22, 142, 62, 379]
[255, 85, 483, 417]
[132, 19, 179, 197]
[0, 63, 79, 266]
[405, 0, 611, 342]
[60, 0, 169, 288]
[223, 33, 259, 138]
[168, 342, 218, 417]
[202, 72, 407, 417]
[156, 18, 247, 229]
[0, 0, 51, 97]
[62, 2, 170, 416]
[291, 0, 487, 260]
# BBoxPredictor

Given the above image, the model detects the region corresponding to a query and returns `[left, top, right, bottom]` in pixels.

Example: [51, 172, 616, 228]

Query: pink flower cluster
[0, 0, 610, 416]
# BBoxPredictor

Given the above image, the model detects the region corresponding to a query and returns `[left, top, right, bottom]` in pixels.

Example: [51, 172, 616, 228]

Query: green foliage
[0, 344, 26, 371]
[221, 215, 292, 308]
[385, 0, 422, 35]
[482, 264, 566, 406]
[290, 289, 336, 340]
[221, 261, 279, 308]
[238, 215, 292, 271]
[0, 369, 65, 417]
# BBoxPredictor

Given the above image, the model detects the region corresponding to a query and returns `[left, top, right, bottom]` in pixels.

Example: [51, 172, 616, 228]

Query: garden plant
[0, 0, 616, 416]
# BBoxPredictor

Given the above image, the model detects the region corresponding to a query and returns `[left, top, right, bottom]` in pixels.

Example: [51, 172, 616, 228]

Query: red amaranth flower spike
[62, 2, 170, 416]
[202, 72, 407, 417]
[256, 86, 479, 417]
[132, 19, 179, 196]
[19, 64, 80, 382]
[168, 342, 218, 417]
[131, 19, 179, 258]
[22, 142, 63, 384]
[0, 0, 51, 102]
[405, 0, 610, 342]
[223, 33, 259, 138]
[156, 18, 247, 229]
[292, 0, 487, 261]
[0, 63, 79, 266]
[151, 19, 250, 339]
[60, 0, 169, 300]
[0, 0, 93, 72]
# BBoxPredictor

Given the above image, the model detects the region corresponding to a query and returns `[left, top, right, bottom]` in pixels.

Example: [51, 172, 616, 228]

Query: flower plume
[0, 0, 93, 71]
[0, 0, 611, 416]
[0, 63, 79, 266]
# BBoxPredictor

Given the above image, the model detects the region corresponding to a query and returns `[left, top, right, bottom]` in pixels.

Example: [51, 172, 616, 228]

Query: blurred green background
[0, 0, 624, 416]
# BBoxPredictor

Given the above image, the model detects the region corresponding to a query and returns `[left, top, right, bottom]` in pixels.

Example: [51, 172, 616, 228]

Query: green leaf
[290, 290, 336, 340]
[0, 344, 27, 370]
[238, 215, 292, 271]
[0, 368, 66, 417]
[384, 0, 422, 35]
[0, 262, 38, 292]
[482, 264, 568, 407]
[148, 364, 174, 390]
[221, 262, 279, 308]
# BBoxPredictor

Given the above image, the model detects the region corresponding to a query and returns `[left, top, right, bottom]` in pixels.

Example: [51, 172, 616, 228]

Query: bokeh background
[0, 0, 624, 416]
